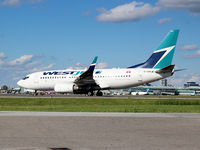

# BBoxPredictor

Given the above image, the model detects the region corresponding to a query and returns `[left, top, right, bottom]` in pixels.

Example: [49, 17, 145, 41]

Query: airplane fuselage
[17, 68, 172, 91]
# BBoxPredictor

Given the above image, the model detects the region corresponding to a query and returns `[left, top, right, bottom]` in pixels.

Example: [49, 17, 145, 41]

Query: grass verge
[0, 97, 200, 112]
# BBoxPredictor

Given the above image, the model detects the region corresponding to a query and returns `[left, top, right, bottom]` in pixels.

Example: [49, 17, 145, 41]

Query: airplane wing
[74, 56, 98, 86]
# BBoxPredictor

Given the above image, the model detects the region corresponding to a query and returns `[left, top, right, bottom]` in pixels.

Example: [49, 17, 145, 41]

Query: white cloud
[82, 10, 91, 16]
[0, 0, 21, 7]
[97, 0, 200, 23]
[0, 54, 52, 70]
[168, 72, 200, 87]
[27, 0, 44, 4]
[181, 44, 200, 59]
[96, 62, 108, 69]
[0, 60, 4, 65]
[66, 62, 108, 70]
[197, 50, 200, 55]
[181, 44, 198, 51]
[66, 62, 87, 70]
[0, 53, 55, 85]
[168, 78, 184, 85]
[184, 50, 200, 58]
[188, 73, 200, 82]
[0, 52, 6, 59]
[29, 63, 55, 73]
[0, 0, 44, 7]
[157, 0, 200, 14]
[188, 76, 199, 82]
[25, 61, 40, 67]
[96, 8, 107, 13]
[8, 55, 34, 66]
[97, 1, 160, 22]
[157, 17, 171, 24]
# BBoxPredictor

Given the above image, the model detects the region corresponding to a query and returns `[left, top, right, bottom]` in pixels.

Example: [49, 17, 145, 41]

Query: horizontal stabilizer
[174, 69, 186, 72]
[155, 65, 175, 73]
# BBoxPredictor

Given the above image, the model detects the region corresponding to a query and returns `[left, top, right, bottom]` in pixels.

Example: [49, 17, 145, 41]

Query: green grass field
[0, 97, 200, 112]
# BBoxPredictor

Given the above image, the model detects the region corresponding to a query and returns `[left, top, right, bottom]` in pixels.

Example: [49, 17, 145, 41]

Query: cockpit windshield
[22, 76, 29, 80]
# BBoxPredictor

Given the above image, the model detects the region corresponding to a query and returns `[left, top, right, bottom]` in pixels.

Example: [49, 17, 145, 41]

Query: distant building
[129, 84, 200, 96]
[184, 82, 199, 88]
[161, 79, 167, 87]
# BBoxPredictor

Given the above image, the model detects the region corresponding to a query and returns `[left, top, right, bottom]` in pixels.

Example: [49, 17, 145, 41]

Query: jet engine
[54, 83, 86, 94]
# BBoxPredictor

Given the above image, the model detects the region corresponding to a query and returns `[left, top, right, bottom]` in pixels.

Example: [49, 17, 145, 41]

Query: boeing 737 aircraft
[17, 30, 179, 96]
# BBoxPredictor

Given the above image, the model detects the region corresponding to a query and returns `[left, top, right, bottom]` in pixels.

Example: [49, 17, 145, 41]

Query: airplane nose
[17, 80, 23, 87]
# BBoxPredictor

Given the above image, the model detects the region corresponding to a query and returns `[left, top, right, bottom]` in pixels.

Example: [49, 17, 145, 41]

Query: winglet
[88, 56, 98, 71]
[92, 56, 98, 64]
[75, 56, 98, 82]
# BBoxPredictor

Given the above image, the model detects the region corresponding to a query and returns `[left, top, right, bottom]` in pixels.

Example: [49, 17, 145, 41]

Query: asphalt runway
[0, 112, 200, 150]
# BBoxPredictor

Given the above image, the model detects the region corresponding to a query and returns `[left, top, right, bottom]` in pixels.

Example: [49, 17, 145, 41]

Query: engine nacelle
[54, 83, 73, 93]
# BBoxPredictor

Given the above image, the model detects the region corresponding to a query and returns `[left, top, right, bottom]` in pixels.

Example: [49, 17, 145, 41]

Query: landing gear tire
[34, 90, 38, 96]
[88, 91, 94, 96]
[96, 91, 103, 96]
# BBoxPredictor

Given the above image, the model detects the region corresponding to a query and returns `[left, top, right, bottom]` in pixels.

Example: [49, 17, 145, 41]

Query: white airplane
[17, 30, 179, 96]
[131, 88, 150, 96]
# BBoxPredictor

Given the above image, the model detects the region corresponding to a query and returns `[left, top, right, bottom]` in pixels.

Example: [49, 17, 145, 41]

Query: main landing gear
[86, 91, 103, 96]
[87, 91, 94, 96]
[96, 91, 103, 96]
[34, 90, 38, 96]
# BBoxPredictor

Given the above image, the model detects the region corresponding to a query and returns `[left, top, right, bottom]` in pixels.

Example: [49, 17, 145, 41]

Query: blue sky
[0, 0, 200, 86]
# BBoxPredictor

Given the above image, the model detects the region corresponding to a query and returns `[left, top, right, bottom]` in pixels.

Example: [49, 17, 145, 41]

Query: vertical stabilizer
[128, 30, 179, 69]
[153, 29, 179, 69]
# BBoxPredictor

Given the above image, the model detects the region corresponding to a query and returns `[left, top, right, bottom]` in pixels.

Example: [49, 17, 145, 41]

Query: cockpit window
[22, 76, 29, 80]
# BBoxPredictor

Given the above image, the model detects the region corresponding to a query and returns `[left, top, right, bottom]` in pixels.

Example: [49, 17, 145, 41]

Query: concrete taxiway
[1, 93, 200, 99]
[0, 112, 200, 150]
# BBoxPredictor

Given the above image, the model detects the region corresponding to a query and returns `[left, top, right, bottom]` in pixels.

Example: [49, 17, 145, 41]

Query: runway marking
[0, 111, 200, 118]
[2, 147, 71, 150]
[2, 148, 49, 150]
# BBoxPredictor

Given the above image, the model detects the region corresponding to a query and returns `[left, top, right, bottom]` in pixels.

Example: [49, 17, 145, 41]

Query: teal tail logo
[129, 30, 179, 69]
[153, 29, 179, 69]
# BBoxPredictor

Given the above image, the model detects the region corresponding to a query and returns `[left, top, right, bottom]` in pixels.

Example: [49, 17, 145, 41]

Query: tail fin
[129, 30, 179, 69]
